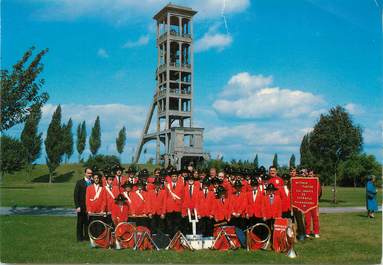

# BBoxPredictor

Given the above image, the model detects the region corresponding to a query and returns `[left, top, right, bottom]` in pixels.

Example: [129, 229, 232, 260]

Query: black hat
[136, 179, 146, 187]
[233, 180, 243, 188]
[125, 166, 137, 174]
[138, 169, 150, 178]
[265, 183, 278, 191]
[106, 174, 115, 180]
[179, 168, 190, 174]
[224, 166, 232, 175]
[159, 168, 167, 177]
[113, 164, 125, 172]
[262, 174, 271, 181]
[201, 177, 211, 187]
[250, 177, 259, 187]
[115, 194, 127, 203]
[258, 166, 266, 175]
[122, 182, 134, 189]
[215, 185, 227, 197]
[168, 168, 178, 176]
[153, 178, 163, 186]
[92, 171, 102, 177]
[211, 177, 223, 185]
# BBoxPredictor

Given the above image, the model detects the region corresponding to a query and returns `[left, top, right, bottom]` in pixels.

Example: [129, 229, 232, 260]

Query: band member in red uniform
[268, 166, 284, 191]
[262, 183, 282, 231]
[113, 164, 127, 192]
[111, 194, 129, 226]
[86, 172, 107, 224]
[305, 169, 321, 238]
[147, 178, 167, 233]
[197, 178, 215, 236]
[229, 180, 248, 230]
[130, 179, 149, 228]
[212, 186, 231, 223]
[165, 169, 184, 238]
[125, 166, 138, 191]
[246, 177, 264, 227]
[104, 174, 119, 226]
[280, 173, 292, 219]
[182, 173, 201, 234]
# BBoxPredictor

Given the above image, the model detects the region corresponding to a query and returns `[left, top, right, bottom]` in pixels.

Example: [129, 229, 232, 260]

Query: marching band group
[74, 164, 321, 245]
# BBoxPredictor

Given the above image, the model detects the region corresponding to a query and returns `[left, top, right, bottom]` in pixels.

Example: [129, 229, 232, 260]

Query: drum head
[89, 220, 107, 239]
[251, 223, 270, 242]
[115, 222, 135, 242]
[152, 231, 170, 249]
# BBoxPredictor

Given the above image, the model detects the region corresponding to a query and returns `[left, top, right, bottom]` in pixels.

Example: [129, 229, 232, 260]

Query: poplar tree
[76, 121, 86, 162]
[63, 118, 74, 163]
[116, 126, 126, 157]
[272, 153, 279, 168]
[45, 105, 65, 183]
[20, 105, 43, 177]
[253, 154, 259, 169]
[289, 154, 296, 168]
[89, 116, 101, 156]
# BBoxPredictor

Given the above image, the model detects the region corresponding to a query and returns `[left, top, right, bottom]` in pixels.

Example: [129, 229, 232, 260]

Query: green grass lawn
[0, 212, 381, 264]
[1, 164, 382, 208]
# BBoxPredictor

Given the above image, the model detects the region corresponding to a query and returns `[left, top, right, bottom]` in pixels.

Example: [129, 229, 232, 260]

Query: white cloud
[30, 0, 250, 23]
[345, 103, 364, 115]
[195, 31, 232, 52]
[41, 103, 146, 135]
[213, 72, 325, 119]
[123, 35, 150, 48]
[97, 48, 109, 58]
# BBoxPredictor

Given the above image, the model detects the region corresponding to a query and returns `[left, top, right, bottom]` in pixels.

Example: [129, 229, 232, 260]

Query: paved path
[0, 206, 381, 216]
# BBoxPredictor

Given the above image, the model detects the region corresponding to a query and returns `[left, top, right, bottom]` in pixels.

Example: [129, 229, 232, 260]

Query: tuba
[88, 219, 113, 249]
[246, 223, 271, 251]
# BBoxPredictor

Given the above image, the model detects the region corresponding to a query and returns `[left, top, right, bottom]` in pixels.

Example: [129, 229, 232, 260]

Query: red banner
[291, 177, 319, 213]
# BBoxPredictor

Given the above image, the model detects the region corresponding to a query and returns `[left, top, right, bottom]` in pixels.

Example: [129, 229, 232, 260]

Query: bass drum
[247, 223, 271, 251]
[115, 222, 136, 249]
[88, 220, 113, 249]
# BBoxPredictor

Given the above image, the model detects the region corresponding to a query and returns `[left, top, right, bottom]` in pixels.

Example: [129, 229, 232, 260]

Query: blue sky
[3, 0, 382, 166]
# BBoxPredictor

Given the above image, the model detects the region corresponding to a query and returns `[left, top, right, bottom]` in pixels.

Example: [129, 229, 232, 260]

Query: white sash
[106, 186, 115, 199]
[123, 191, 132, 204]
[253, 190, 258, 202]
[90, 184, 102, 201]
[136, 190, 145, 201]
[284, 185, 289, 196]
[167, 183, 181, 200]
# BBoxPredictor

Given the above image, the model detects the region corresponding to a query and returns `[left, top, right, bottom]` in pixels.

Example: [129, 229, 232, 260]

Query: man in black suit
[74, 167, 93, 241]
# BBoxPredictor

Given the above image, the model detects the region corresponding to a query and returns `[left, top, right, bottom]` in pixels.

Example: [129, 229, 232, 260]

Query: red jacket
[212, 197, 231, 222]
[146, 177, 155, 191]
[197, 188, 215, 217]
[280, 185, 291, 213]
[262, 193, 282, 219]
[130, 190, 148, 216]
[182, 184, 201, 216]
[111, 203, 129, 226]
[113, 175, 128, 192]
[104, 184, 119, 213]
[229, 191, 248, 217]
[146, 189, 167, 215]
[86, 184, 107, 214]
[247, 188, 264, 218]
[165, 179, 184, 213]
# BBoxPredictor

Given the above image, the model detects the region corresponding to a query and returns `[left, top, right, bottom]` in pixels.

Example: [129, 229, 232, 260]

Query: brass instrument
[88, 219, 113, 248]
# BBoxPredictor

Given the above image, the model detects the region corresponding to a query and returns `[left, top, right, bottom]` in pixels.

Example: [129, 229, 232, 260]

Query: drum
[88, 219, 112, 249]
[247, 223, 271, 251]
[115, 222, 136, 249]
[152, 232, 171, 249]
[212, 226, 241, 250]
